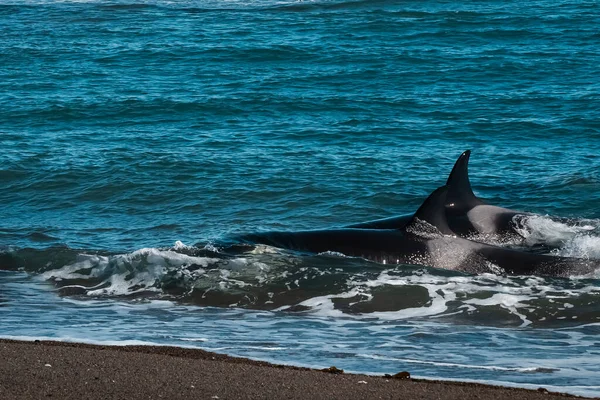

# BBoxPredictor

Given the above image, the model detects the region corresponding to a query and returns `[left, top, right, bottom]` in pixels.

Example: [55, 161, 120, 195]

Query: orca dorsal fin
[445, 150, 484, 209]
[405, 186, 454, 235]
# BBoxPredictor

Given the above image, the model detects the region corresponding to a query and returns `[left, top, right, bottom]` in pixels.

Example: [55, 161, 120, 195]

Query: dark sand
[0, 339, 589, 399]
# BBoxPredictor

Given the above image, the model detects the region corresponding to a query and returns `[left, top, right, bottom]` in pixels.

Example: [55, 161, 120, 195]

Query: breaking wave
[2, 229, 600, 328]
[514, 214, 599, 249]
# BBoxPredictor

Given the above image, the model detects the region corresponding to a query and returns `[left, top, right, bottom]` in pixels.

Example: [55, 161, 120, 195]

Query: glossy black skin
[345, 214, 412, 230]
[238, 182, 595, 278]
[237, 227, 597, 277]
[346, 150, 525, 236]
[346, 210, 523, 236]
[239, 228, 429, 265]
[236, 170, 598, 277]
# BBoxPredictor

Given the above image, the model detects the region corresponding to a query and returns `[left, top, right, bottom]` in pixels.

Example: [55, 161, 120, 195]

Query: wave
[359, 354, 559, 374]
[513, 214, 600, 249]
[2, 237, 600, 327]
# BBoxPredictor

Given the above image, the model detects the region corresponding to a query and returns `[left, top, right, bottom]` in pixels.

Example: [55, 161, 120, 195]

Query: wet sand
[0, 339, 588, 399]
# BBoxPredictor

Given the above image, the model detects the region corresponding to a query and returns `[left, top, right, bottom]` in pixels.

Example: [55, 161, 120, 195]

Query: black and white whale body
[443, 150, 529, 236]
[238, 186, 597, 277]
[346, 150, 527, 238]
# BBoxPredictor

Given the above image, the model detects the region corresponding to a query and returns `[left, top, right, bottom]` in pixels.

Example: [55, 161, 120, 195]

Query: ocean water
[2, 0, 600, 396]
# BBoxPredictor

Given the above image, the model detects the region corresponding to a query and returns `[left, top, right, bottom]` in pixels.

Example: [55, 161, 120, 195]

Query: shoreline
[0, 339, 590, 399]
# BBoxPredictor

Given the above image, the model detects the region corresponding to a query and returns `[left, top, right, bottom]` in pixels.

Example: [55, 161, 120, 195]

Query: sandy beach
[0, 339, 587, 400]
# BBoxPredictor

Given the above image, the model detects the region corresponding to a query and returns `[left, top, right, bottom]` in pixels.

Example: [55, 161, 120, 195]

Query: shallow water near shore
[2, 270, 600, 397]
[1, 0, 600, 397]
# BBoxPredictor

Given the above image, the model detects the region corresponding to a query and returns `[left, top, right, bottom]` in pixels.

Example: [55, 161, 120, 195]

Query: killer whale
[347, 150, 527, 237]
[238, 186, 597, 277]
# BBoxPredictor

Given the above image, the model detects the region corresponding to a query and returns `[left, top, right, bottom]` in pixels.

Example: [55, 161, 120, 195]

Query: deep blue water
[1, 0, 600, 396]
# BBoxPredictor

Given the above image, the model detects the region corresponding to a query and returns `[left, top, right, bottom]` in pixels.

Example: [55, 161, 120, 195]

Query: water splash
[2, 241, 598, 327]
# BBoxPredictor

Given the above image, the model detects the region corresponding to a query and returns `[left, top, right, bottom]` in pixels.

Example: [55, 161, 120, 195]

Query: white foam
[318, 251, 351, 258]
[463, 293, 532, 327]
[294, 289, 367, 318]
[39, 248, 221, 297]
[172, 241, 185, 250]
[248, 244, 280, 254]
[553, 235, 600, 260]
[296, 271, 600, 324]
[359, 354, 558, 373]
[514, 215, 599, 248]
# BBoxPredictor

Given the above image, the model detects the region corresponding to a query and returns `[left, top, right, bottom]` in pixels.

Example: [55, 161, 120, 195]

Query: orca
[347, 150, 528, 238]
[238, 186, 597, 277]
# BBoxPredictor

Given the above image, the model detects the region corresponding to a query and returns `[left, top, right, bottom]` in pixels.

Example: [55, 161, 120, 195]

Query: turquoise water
[2, 0, 600, 396]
